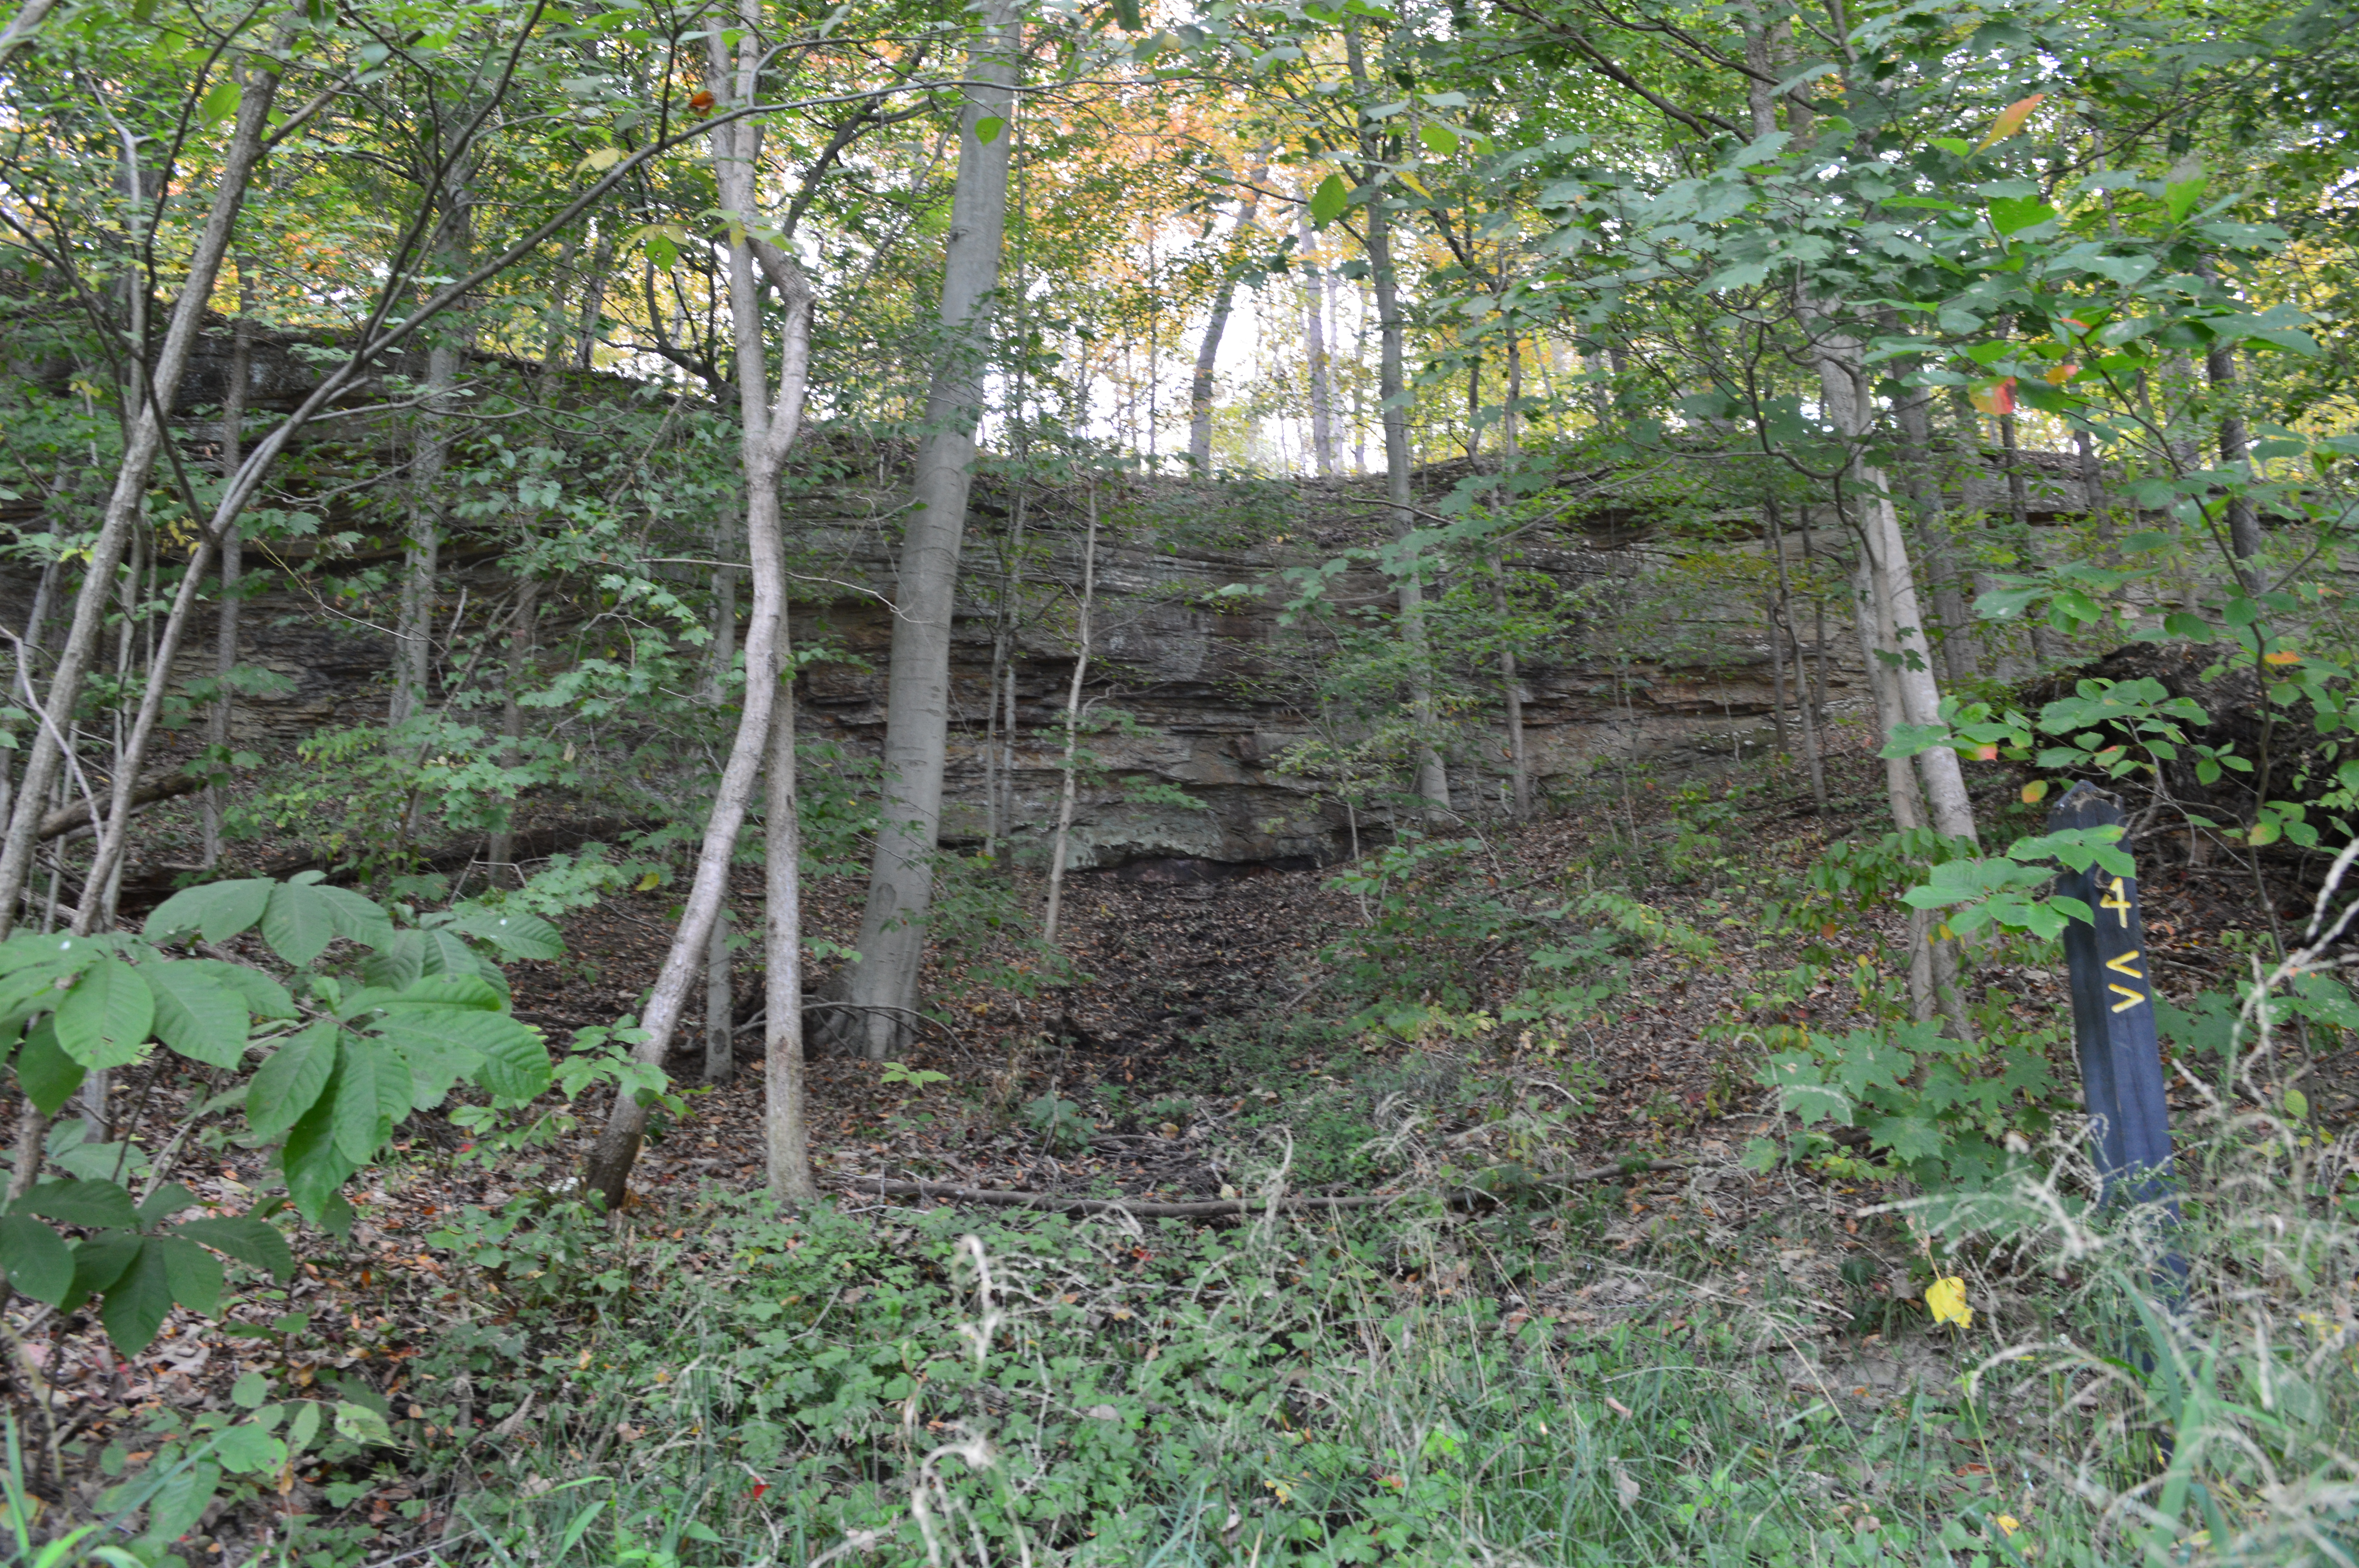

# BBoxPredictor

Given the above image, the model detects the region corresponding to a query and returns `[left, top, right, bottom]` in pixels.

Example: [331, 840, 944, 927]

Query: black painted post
[2049, 782, 2177, 1209]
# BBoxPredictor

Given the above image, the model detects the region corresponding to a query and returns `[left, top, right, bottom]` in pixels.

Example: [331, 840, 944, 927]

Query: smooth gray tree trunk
[585, 11, 816, 1206]
[843, 0, 1020, 1060]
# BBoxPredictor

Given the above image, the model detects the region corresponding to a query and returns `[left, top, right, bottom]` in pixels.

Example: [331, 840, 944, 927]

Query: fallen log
[39, 771, 207, 840]
[842, 1160, 1689, 1220]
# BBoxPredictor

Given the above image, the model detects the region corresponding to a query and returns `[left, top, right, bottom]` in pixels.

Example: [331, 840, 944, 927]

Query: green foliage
[1749, 1016, 2061, 1187]
[1020, 1090, 1094, 1153]
[0, 876, 567, 1358]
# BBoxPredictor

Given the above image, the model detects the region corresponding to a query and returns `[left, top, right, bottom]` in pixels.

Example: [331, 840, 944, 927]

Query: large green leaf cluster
[0, 875, 562, 1353]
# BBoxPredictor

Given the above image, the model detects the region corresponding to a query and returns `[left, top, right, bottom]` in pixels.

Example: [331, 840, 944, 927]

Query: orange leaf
[1975, 93, 2047, 152]
[2044, 362, 2079, 385]
[1974, 744, 2000, 760]
[1970, 378, 2017, 416]
[2264, 650, 2302, 665]
[2021, 779, 2049, 804]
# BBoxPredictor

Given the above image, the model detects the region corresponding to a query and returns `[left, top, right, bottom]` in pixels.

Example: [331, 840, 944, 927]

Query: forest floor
[10, 747, 2351, 1565]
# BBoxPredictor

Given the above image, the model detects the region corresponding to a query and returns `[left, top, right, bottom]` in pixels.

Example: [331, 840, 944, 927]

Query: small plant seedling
[881, 1061, 951, 1089]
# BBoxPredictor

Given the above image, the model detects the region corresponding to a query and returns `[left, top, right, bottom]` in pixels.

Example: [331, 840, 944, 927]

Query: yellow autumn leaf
[1926, 1276, 1973, 1329]
[634, 871, 661, 892]
[1974, 92, 2047, 152]
[1995, 1514, 2021, 1536]
[2021, 779, 2049, 804]
[1396, 171, 1432, 200]
[2264, 650, 2302, 665]
[578, 147, 625, 174]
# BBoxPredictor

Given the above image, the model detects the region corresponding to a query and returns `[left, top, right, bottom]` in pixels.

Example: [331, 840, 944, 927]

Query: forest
[0, 0, 2355, 1559]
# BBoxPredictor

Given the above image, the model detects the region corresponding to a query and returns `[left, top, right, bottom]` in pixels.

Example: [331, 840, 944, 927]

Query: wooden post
[2049, 782, 2177, 1208]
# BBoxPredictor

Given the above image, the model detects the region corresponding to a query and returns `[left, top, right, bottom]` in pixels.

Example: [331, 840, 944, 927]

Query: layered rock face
[5, 327, 2144, 873]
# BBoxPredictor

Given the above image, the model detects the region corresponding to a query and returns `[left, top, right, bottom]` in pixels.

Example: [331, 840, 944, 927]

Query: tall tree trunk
[0, 29, 282, 937]
[704, 909, 734, 1085]
[1298, 203, 1336, 477]
[1186, 173, 1263, 476]
[843, 0, 1020, 1061]
[1995, 410, 2055, 665]
[393, 338, 459, 726]
[585, 13, 815, 1207]
[983, 492, 1027, 855]
[1489, 330, 1527, 818]
[203, 261, 257, 867]
[485, 575, 538, 884]
[764, 625, 813, 1200]
[2206, 348, 2262, 585]
[1897, 388, 1976, 683]
[1763, 494, 1826, 812]
[1350, 24, 1449, 825]
[1041, 479, 1098, 946]
[1810, 328, 1978, 846]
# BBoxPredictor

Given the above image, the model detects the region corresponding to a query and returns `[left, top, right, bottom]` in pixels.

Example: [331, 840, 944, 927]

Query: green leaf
[0, 953, 80, 1035]
[385, 973, 504, 1011]
[136, 1182, 199, 1229]
[144, 962, 249, 1069]
[443, 908, 562, 961]
[18, 1177, 138, 1229]
[212, 1422, 286, 1476]
[172, 1216, 294, 1281]
[98, 1240, 171, 1352]
[0, 1214, 73, 1305]
[193, 960, 296, 1021]
[231, 1371, 268, 1408]
[138, 1459, 220, 1549]
[1987, 194, 2056, 234]
[971, 113, 1004, 144]
[1309, 173, 1349, 227]
[259, 881, 390, 969]
[245, 1022, 338, 1141]
[1419, 123, 1458, 156]
[280, 1069, 365, 1225]
[155, 1234, 224, 1318]
[55, 958, 154, 1071]
[331, 1038, 409, 1167]
[65, 1232, 141, 1312]
[334, 1400, 397, 1447]
[1110, 0, 1141, 29]
[146, 878, 273, 945]
[379, 1009, 547, 1103]
[199, 76, 241, 125]
[14, 1017, 85, 1116]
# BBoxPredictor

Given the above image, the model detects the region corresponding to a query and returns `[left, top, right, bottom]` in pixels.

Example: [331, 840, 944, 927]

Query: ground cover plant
[4, 0, 2359, 1559]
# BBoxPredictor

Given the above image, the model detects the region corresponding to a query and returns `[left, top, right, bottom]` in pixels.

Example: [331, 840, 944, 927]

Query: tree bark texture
[1350, 25, 1449, 824]
[1041, 480, 1098, 946]
[843, 0, 1020, 1060]
[0, 31, 283, 937]
[584, 15, 815, 1206]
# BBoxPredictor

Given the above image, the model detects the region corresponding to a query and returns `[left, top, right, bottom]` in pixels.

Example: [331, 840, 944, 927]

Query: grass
[260, 1079, 2350, 1568]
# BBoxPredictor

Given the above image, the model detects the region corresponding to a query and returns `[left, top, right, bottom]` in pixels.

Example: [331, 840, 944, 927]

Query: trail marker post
[2049, 782, 2178, 1209]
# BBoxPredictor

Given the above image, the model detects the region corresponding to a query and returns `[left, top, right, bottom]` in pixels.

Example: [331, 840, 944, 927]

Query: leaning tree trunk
[1186, 169, 1263, 475]
[583, 13, 816, 1208]
[0, 29, 284, 937]
[1041, 478, 1099, 946]
[1809, 327, 1978, 847]
[842, 0, 1020, 1061]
